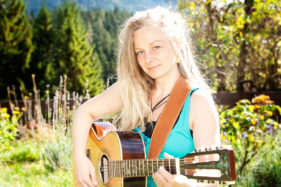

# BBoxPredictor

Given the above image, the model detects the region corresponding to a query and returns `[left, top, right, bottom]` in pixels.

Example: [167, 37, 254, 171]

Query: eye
[153, 46, 160, 50]
[136, 51, 144, 56]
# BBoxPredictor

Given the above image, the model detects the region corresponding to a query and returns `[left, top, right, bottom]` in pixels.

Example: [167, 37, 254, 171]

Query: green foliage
[0, 0, 33, 97]
[54, 1, 105, 96]
[42, 129, 72, 171]
[0, 139, 41, 164]
[29, 3, 57, 93]
[178, 0, 281, 92]
[251, 133, 281, 186]
[0, 139, 72, 186]
[81, 8, 131, 85]
[238, 130, 281, 186]
[0, 108, 21, 150]
[220, 94, 281, 175]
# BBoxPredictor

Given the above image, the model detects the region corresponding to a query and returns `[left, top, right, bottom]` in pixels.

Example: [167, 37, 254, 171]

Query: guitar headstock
[181, 145, 236, 184]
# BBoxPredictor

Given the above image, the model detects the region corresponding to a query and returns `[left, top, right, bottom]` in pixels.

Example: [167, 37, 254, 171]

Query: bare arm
[189, 90, 221, 150]
[188, 90, 220, 186]
[72, 82, 122, 186]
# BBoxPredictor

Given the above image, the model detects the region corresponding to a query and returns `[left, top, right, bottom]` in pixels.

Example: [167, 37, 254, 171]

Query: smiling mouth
[148, 64, 160, 71]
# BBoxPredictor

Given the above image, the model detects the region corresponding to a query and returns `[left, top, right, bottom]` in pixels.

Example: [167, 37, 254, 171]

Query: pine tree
[29, 3, 56, 93]
[54, 1, 105, 96]
[0, 0, 33, 98]
[81, 8, 130, 85]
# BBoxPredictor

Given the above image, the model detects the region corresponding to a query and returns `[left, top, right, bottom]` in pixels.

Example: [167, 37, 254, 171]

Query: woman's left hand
[152, 153, 191, 187]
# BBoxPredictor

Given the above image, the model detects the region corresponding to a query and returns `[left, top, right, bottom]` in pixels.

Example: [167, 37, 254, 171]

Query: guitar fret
[117, 160, 121, 177]
[112, 161, 115, 177]
[139, 159, 141, 176]
[157, 159, 159, 171]
[151, 159, 153, 175]
[169, 159, 171, 172]
[147, 159, 149, 176]
[142, 159, 145, 176]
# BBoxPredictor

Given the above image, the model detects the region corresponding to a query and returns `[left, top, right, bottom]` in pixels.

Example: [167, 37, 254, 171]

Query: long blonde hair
[115, 6, 210, 130]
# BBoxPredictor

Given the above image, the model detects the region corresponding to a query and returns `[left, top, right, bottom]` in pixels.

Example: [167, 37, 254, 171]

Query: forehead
[133, 25, 169, 48]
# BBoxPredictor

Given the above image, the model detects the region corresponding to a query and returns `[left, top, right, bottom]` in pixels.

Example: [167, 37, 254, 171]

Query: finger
[80, 181, 90, 187]
[82, 176, 95, 187]
[87, 159, 97, 186]
[153, 172, 167, 187]
[173, 175, 190, 186]
[163, 152, 174, 159]
[89, 168, 97, 186]
[158, 166, 174, 182]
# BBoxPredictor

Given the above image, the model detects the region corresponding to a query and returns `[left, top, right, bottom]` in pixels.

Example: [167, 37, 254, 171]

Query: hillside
[23, 0, 177, 14]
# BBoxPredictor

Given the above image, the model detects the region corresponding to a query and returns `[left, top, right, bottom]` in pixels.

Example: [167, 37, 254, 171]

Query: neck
[154, 70, 181, 96]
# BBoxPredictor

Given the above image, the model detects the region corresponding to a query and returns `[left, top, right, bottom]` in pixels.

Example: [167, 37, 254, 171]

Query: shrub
[220, 94, 281, 176]
[0, 107, 21, 150]
[240, 130, 281, 186]
[42, 127, 72, 172]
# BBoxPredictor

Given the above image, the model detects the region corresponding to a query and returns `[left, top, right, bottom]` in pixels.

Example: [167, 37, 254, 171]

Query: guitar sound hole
[100, 155, 109, 183]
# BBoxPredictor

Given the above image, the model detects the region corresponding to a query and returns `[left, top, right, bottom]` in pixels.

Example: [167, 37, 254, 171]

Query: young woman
[72, 6, 220, 187]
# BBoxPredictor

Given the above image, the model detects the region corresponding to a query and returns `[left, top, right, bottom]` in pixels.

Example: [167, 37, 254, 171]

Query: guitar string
[89, 157, 195, 163]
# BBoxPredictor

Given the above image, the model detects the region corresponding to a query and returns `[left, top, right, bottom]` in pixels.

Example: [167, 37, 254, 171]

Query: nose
[144, 51, 153, 64]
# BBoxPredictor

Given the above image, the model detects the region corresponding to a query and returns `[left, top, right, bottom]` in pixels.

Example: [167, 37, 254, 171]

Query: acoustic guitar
[73, 122, 236, 187]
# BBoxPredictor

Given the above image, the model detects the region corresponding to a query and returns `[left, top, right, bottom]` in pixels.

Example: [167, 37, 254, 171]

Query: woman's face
[133, 25, 179, 80]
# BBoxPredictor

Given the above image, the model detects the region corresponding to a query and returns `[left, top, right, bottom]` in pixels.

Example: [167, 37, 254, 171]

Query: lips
[148, 64, 160, 71]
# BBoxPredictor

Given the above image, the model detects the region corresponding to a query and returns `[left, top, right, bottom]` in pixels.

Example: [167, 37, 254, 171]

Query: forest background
[0, 0, 281, 186]
[1, 0, 280, 100]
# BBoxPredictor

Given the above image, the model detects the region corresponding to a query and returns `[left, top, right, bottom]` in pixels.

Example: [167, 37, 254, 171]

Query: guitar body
[74, 123, 147, 187]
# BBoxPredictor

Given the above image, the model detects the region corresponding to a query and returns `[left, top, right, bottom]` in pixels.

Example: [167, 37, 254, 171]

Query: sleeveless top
[133, 88, 198, 186]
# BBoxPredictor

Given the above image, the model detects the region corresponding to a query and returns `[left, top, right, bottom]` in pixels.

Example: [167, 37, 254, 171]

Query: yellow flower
[251, 120, 257, 125]
[253, 104, 260, 110]
[221, 135, 226, 141]
[233, 121, 239, 128]
[1, 113, 10, 119]
[220, 119, 226, 124]
[274, 122, 278, 130]
[248, 134, 254, 142]
[1, 107, 7, 113]
[13, 110, 20, 115]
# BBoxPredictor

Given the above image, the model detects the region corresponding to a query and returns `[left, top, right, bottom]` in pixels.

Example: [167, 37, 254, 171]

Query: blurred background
[0, 0, 280, 186]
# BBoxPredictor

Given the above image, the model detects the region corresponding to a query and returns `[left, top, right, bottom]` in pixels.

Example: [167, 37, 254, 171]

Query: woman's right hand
[75, 154, 98, 187]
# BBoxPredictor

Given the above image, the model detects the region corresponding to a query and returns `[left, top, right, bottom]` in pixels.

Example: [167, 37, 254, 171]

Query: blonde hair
[115, 6, 210, 130]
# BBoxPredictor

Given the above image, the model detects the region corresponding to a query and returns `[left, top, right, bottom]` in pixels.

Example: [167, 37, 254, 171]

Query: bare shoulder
[189, 89, 218, 130]
[190, 89, 215, 106]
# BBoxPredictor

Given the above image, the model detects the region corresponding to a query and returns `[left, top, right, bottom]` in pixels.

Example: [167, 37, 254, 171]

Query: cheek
[137, 58, 145, 69]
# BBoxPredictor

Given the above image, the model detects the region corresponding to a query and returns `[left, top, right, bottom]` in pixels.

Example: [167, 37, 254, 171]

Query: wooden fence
[0, 91, 280, 113]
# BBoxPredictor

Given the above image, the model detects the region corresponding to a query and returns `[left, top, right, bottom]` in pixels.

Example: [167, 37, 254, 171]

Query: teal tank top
[133, 88, 198, 186]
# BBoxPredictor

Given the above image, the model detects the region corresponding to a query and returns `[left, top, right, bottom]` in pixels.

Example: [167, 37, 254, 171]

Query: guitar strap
[148, 76, 192, 158]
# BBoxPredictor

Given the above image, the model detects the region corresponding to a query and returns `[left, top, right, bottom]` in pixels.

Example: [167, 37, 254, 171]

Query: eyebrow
[134, 40, 163, 51]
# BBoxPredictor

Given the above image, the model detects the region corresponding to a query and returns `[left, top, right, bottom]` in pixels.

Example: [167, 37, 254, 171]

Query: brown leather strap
[148, 76, 192, 158]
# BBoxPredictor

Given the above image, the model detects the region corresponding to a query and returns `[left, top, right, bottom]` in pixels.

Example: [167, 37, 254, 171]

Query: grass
[0, 128, 73, 187]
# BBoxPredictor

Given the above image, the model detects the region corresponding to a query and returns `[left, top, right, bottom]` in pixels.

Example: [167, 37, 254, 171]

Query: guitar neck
[109, 148, 234, 182]
[109, 158, 181, 178]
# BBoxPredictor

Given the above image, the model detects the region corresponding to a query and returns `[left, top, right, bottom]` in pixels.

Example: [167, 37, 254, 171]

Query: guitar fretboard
[109, 159, 177, 177]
